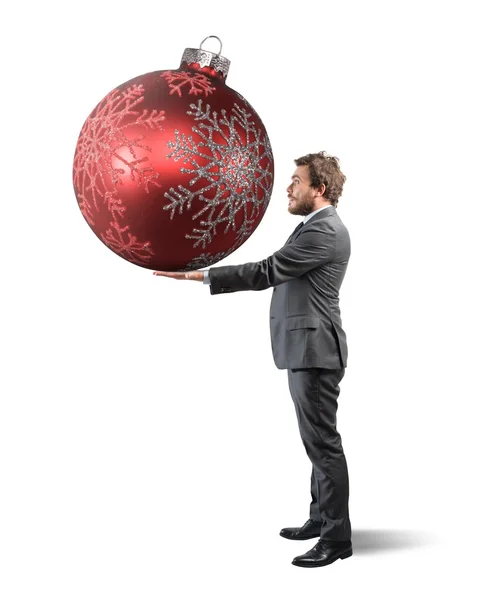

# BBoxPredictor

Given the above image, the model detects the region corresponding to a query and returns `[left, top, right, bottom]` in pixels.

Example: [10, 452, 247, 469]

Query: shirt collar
[303, 204, 333, 224]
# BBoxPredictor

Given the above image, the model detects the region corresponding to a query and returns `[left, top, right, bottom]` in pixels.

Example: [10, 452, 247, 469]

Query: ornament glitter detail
[73, 84, 165, 263]
[165, 100, 273, 250]
[160, 71, 216, 97]
[181, 48, 230, 77]
[182, 251, 231, 271]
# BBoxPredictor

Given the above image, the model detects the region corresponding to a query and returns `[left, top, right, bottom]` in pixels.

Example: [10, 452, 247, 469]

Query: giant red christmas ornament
[72, 36, 274, 271]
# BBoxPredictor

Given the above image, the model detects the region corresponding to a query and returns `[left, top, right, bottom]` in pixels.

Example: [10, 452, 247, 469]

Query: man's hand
[153, 270, 204, 282]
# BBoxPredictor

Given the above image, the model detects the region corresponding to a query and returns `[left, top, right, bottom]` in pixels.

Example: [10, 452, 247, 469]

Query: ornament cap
[180, 36, 230, 81]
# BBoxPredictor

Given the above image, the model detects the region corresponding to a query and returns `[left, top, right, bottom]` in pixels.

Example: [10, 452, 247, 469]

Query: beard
[288, 196, 316, 216]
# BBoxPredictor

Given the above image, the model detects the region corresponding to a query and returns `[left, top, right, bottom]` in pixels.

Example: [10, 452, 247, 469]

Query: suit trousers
[287, 367, 351, 542]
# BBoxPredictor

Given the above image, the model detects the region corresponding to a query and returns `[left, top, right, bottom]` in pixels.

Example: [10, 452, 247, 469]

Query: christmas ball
[72, 37, 274, 271]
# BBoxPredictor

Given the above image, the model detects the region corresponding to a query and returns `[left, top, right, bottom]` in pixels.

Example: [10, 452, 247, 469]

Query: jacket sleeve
[208, 225, 336, 295]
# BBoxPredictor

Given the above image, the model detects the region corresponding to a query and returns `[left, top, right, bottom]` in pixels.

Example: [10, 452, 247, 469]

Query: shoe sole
[292, 549, 353, 568]
[279, 532, 321, 541]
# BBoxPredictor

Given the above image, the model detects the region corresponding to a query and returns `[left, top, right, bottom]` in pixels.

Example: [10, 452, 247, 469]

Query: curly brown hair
[294, 152, 346, 206]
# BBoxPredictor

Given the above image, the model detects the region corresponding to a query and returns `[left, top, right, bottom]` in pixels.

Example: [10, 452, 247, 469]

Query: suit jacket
[208, 205, 351, 370]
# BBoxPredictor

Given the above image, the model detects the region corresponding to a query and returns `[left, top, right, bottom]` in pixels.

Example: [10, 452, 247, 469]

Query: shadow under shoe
[280, 518, 323, 540]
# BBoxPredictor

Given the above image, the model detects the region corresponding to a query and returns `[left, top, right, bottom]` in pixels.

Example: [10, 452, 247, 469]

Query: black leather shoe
[280, 518, 323, 540]
[292, 539, 353, 568]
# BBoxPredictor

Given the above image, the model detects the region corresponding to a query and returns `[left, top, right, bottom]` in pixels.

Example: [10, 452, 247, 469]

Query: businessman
[154, 151, 352, 568]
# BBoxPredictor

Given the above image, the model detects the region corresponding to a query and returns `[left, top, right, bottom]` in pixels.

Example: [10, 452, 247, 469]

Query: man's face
[286, 165, 316, 216]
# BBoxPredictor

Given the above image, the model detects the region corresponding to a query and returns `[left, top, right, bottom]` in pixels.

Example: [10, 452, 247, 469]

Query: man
[154, 151, 352, 568]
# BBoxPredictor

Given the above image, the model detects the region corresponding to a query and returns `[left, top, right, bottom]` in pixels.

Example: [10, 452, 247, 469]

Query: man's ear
[312, 184, 326, 198]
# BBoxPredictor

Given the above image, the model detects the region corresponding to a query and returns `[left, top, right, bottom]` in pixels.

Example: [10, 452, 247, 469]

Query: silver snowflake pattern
[73, 84, 165, 263]
[179, 251, 230, 271]
[164, 100, 273, 250]
[234, 90, 253, 110]
[160, 71, 216, 97]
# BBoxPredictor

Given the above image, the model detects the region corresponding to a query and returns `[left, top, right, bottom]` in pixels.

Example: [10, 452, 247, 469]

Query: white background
[1, 0, 476, 598]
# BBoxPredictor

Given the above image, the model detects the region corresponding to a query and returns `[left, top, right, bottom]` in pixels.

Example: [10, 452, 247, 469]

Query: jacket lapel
[285, 206, 336, 245]
[294, 206, 336, 241]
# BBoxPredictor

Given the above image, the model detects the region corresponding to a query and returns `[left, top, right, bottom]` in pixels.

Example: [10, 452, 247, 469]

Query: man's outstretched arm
[209, 228, 335, 294]
[153, 225, 336, 293]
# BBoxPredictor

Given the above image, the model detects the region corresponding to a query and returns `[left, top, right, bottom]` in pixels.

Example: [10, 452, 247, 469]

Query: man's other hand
[153, 270, 204, 282]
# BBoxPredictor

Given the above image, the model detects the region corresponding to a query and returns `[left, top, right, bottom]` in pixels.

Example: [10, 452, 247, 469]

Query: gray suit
[208, 205, 352, 541]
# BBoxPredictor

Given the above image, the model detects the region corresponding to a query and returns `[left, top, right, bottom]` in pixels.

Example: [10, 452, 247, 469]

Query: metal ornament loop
[180, 36, 230, 78]
[199, 35, 223, 56]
